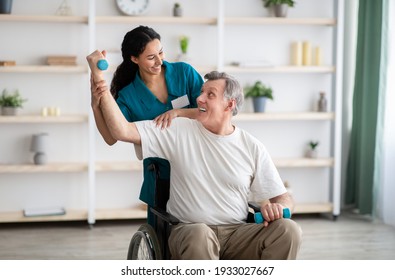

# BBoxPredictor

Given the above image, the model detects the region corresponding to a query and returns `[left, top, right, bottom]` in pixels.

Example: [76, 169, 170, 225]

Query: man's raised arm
[86, 51, 141, 145]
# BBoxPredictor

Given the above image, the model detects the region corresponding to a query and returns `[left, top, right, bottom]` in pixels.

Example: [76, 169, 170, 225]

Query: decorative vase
[30, 133, 49, 165]
[33, 153, 47, 165]
[1, 106, 17, 116]
[273, 4, 288, 17]
[318, 91, 327, 112]
[252, 97, 267, 113]
[0, 0, 13, 14]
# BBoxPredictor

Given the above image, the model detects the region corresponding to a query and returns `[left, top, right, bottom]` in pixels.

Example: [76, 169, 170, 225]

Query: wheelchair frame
[127, 160, 179, 260]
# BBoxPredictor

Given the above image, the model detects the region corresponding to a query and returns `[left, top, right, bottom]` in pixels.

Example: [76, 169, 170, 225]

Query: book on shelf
[23, 206, 66, 217]
[0, 60, 16, 66]
[230, 60, 274, 68]
[46, 56, 77, 66]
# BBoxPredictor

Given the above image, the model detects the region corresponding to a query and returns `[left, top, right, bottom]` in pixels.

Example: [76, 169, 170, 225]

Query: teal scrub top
[115, 61, 203, 209]
[116, 60, 203, 122]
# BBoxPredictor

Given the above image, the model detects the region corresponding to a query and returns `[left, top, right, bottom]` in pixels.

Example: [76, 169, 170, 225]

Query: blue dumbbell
[97, 59, 109, 71]
[254, 208, 291, 224]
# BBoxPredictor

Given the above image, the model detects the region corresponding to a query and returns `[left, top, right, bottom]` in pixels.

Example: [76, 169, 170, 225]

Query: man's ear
[227, 99, 236, 111]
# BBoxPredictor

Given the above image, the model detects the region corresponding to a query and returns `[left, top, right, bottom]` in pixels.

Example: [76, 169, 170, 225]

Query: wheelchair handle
[254, 208, 291, 224]
[97, 59, 109, 71]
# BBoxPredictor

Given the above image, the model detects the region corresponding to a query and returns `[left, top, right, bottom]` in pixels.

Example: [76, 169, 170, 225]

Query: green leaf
[0, 89, 28, 108]
[244, 81, 274, 100]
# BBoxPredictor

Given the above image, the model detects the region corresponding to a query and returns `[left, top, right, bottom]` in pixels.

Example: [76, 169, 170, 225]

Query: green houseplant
[177, 35, 190, 62]
[244, 81, 273, 113]
[262, 0, 295, 17]
[0, 89, 27, 115]
[179, 35, 189, 54]
[306, 141, 319, 158]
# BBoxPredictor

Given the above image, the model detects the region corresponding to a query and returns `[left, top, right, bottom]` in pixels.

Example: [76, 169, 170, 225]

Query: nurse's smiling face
[131, 39, 165, 76]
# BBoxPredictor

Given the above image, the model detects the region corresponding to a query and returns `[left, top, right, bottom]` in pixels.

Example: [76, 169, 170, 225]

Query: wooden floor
[1, 211, 395, 260]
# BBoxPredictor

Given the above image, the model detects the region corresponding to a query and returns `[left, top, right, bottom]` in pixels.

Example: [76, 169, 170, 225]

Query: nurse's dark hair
[110, 26, 161, 100]
[203, 71, 244, 116]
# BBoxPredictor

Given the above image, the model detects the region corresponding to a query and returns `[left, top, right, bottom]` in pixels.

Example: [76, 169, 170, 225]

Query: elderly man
[87, 52, 302, 260]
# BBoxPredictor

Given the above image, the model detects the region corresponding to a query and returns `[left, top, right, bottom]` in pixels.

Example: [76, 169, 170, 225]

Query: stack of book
[0, 60, 16, 66]
[46, 56, 77, 66]
[24, 206, 66, 217]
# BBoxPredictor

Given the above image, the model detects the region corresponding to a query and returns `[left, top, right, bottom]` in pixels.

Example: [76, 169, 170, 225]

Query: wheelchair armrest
[150, 206, 180, 226]
[248, 201, 261, 213]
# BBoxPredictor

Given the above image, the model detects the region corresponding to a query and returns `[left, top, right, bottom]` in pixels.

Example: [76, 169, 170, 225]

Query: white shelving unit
[0, 3, 91, 223]
[0, 0, 343, 223]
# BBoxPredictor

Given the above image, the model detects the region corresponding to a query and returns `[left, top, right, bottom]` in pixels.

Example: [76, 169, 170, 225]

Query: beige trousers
[168, 219, 302, 260]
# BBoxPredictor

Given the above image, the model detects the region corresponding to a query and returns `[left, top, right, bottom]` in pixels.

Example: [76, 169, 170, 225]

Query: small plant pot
[1, 106, 17, 116]
[252, 97, 267, 113]
[306, 149, 318, 158]
[0, 0, 13, 14]
[176, 53, 190, 62]
[273, 4, 288, 17]
[173, 6, 182, 17]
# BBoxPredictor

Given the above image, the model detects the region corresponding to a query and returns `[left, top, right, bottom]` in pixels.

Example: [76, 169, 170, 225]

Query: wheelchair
[126, 158, 265, 260]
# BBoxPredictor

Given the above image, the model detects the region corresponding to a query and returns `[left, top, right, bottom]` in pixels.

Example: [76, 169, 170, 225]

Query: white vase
[30, 133, 49, 165]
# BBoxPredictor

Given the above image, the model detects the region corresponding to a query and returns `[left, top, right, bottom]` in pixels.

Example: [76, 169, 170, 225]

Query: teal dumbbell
[254, 208, 291, 224]
[97, 59, 109, 71]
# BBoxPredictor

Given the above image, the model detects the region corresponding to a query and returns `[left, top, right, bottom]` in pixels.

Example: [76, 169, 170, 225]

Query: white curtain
[375, 0, 395, 227]
[340, 0, 358, 209]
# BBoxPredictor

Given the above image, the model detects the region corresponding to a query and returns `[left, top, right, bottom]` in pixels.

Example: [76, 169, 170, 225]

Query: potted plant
[177, 35, 190, 62]
[306, 141, 319, 158]
[244, 81, 273, 113]
[0, 89, 27, 115]
[173, 2, 182, 17]
[262, 0, 295, 17]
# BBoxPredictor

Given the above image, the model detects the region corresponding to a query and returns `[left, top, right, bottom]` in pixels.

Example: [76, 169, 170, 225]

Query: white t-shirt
[135, 118, 286, 225]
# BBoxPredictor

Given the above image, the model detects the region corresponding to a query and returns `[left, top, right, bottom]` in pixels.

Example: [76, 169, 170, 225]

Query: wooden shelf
[234, 112, 335, 121]
[0, 204, 334, 223]
[225, 17, 336, 26]
[0, 65, 88, 73]
[0, 115, 88, 124]
[224, 65, 335, 74]
[0, 14, 88, 23]
[294, 203, 333, 214]
[274, 158, 334, 168]
[96, 161, 142, 172]
[0, 163, 88, 173]
[96, 16, 217, 25]
[0, 209, 88, 223]
[95, 207, 147, 220]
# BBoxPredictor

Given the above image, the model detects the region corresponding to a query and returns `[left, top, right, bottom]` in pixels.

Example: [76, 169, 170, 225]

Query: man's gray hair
[204, 71, 244, 116]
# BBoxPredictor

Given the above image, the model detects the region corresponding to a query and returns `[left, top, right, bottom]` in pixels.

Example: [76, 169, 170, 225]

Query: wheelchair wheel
[127, 224, 162, 260]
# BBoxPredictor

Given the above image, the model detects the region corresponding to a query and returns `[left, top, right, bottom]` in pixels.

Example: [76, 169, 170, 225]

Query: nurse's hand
[154, 109, 179, 129]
